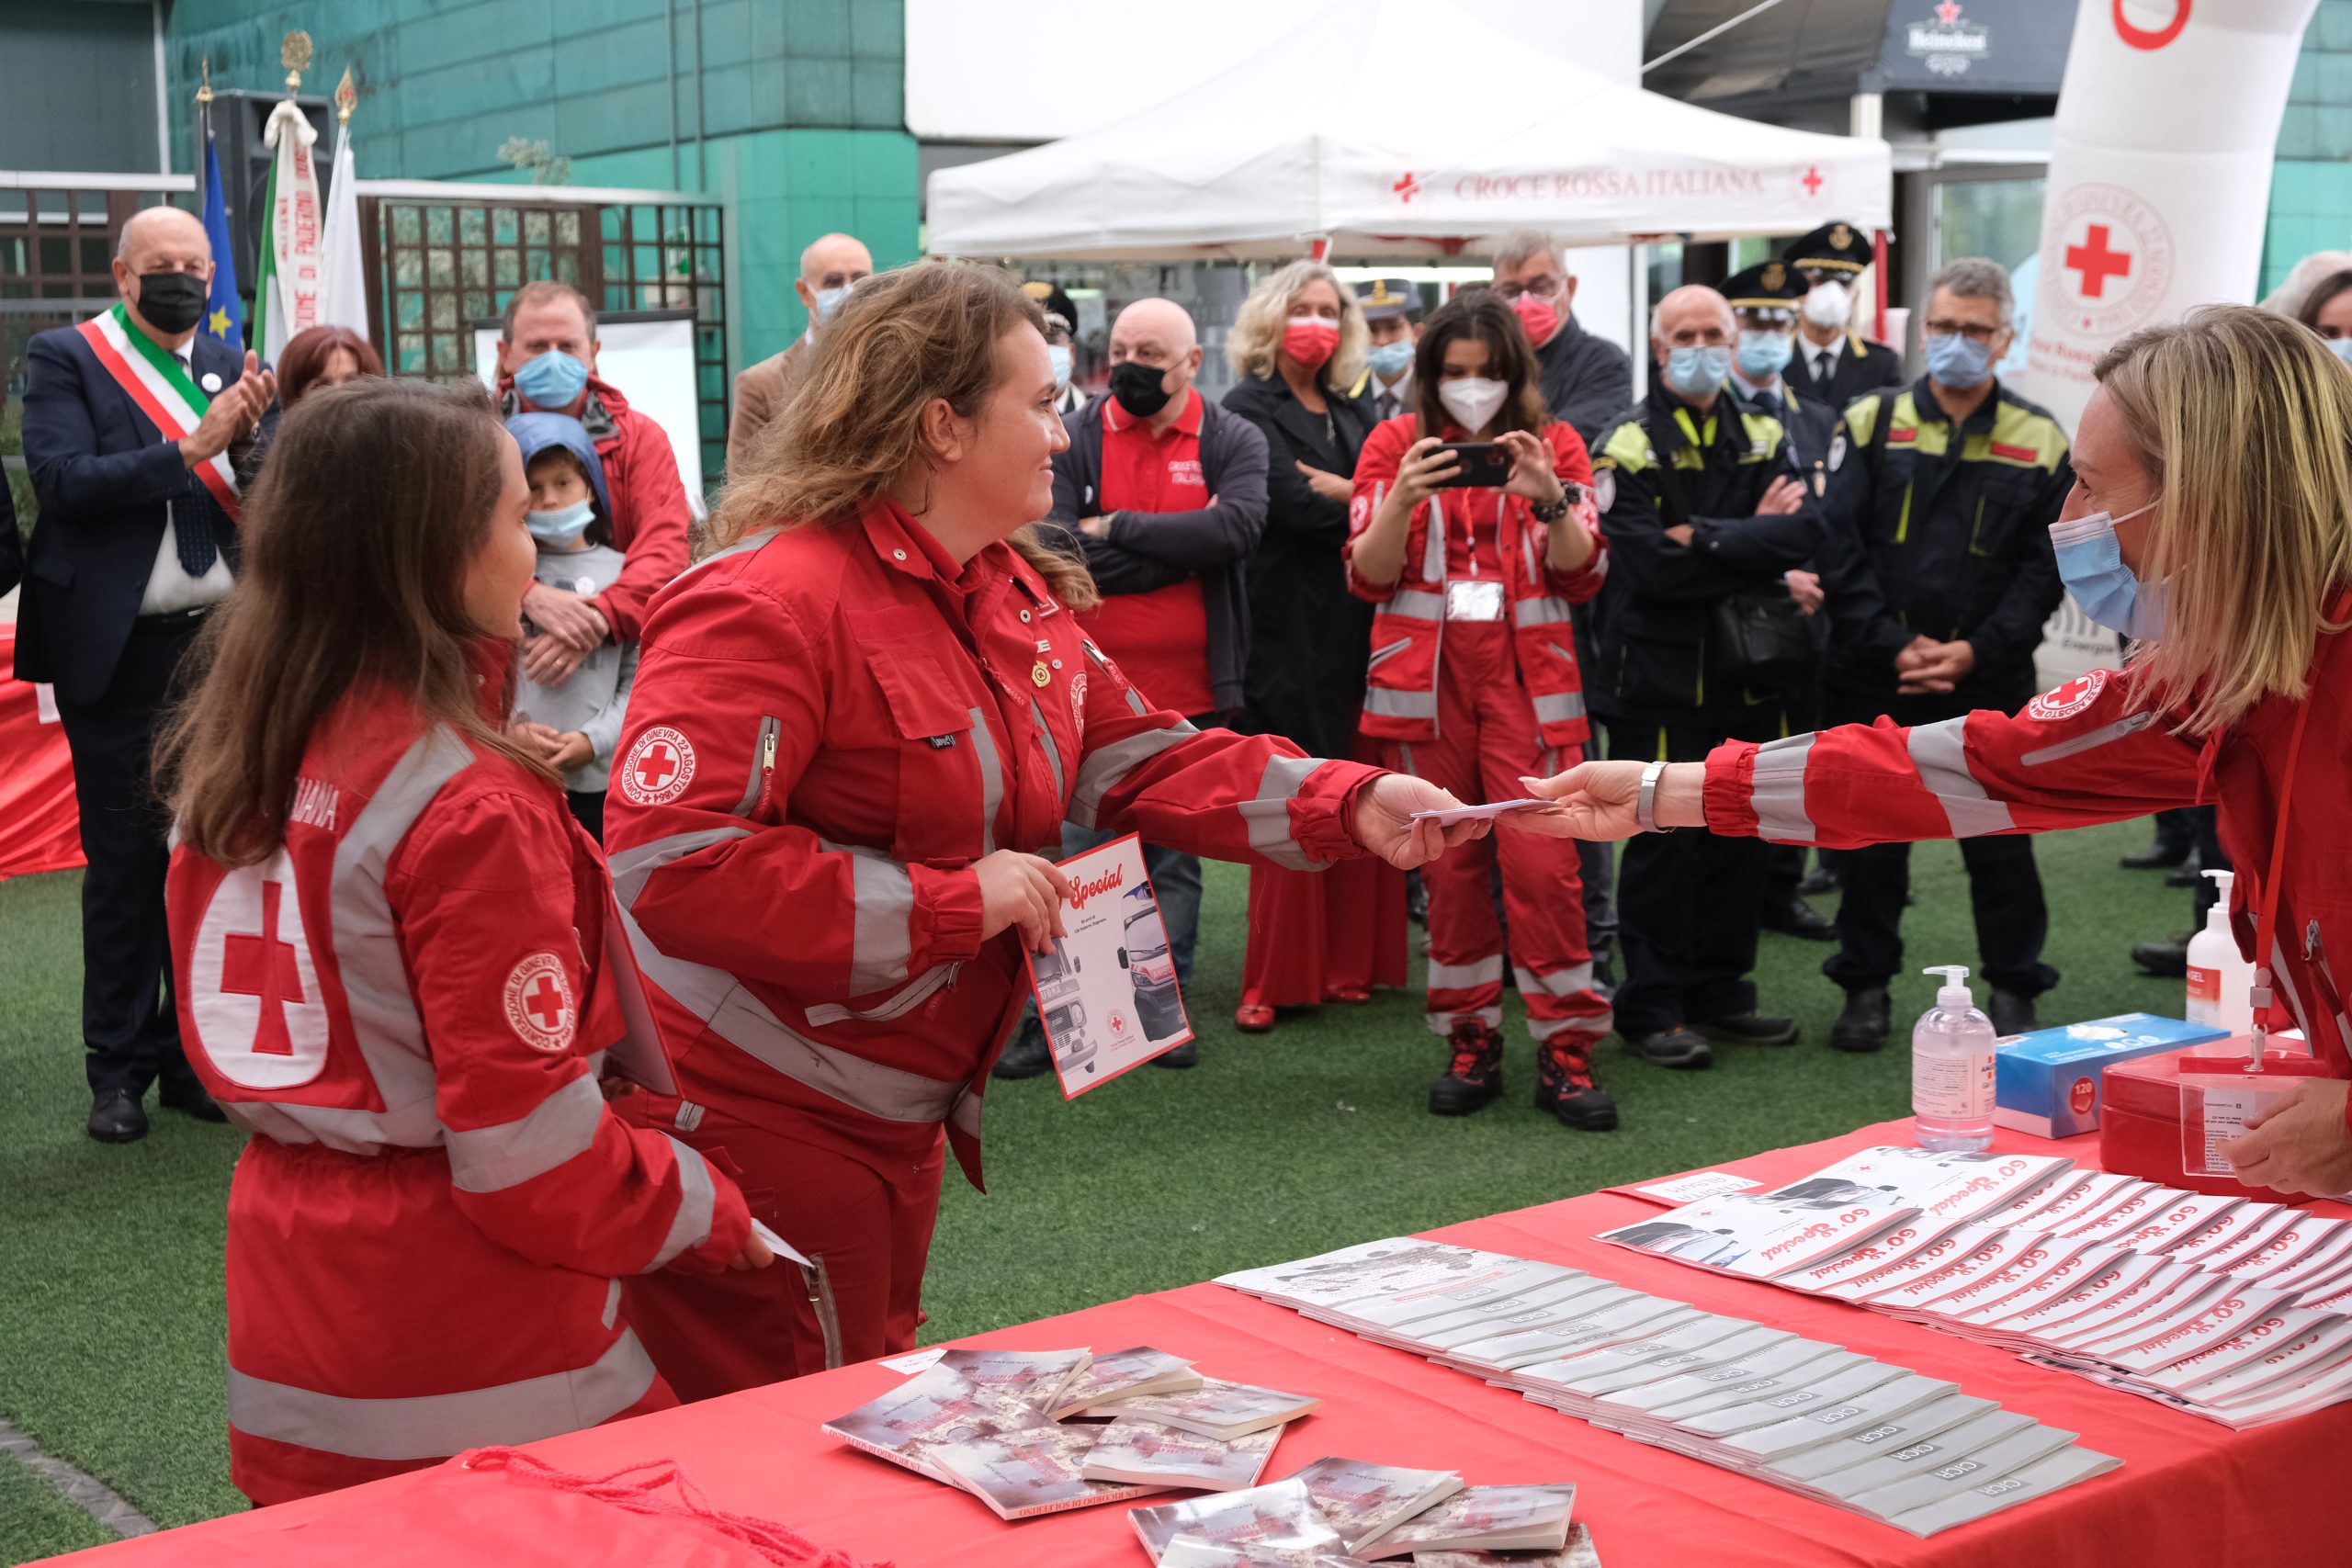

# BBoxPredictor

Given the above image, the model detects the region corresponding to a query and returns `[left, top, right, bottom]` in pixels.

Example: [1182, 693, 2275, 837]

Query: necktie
[1375, 389, 1398, 421]
[175, 351, 220, 577]
[1810, 352, 1833, 394]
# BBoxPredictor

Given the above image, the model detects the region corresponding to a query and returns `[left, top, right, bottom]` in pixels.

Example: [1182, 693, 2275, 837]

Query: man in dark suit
[1783, 221, 1905, 412]
[17, 205, 275, 1142]
[0, 435, 21, 597]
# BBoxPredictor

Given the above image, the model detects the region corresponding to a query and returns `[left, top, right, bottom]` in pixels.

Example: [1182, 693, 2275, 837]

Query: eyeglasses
[1494, 277, 1565, 304]
[1924, 320, 2004, 344]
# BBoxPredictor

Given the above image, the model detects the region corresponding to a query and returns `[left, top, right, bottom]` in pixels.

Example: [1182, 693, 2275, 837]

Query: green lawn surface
[0, 821, 2192, 1562]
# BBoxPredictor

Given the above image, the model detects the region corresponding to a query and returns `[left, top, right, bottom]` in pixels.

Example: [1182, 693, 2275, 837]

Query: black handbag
[1707, 587, 1816, 694]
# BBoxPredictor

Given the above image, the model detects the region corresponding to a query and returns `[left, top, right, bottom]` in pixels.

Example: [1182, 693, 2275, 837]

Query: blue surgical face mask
[1925, 331, 1996, 389]
[514, 350, 589, 411]
[1735, 329, 1793, 382]
[2051, 501, 2162, 638]
[526, 498, 596, 544]
[1366, 340, 1414, 378]
[812, 283, 852, 322]
[1047, 344, 1073, 388]
[2330, 336, 2352, 367]
[1665, 344, 1732, 399]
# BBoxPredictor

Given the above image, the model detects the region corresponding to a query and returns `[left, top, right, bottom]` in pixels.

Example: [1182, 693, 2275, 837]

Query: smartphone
[1430, 442, 1513, 490]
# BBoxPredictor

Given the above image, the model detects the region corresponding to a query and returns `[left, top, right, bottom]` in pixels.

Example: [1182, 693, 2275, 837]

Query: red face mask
[1511, 290, 1560, 346]
[1283, 317, 1340, 371]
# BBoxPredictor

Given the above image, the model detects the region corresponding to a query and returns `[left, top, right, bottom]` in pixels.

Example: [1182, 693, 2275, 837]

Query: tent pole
[1872, 228, 1889, 343]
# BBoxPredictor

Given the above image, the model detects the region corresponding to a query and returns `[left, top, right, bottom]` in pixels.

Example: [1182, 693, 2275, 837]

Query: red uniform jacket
[1345, 417, 1608, 748]
[603, 501, 1384, 1190]
[166, 682, 748, 1504]
[500, 373, 692, 642]
[1704, 640, 2352, 1113]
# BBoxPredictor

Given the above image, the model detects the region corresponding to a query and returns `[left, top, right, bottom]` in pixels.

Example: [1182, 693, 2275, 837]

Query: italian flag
[252, 99, 323, 365]
[75, 305, 241, 517]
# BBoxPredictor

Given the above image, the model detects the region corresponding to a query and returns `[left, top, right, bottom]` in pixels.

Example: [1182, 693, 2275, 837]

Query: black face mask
[1109, 359, 1175, 420]
[134, 270, 209, 335]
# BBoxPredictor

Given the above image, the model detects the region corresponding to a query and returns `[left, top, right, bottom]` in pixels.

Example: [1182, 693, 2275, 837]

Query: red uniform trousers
[616, 1092, 944, 1402]
[1240, 734, 1408, 1009]
[1383, 619, 1611, 1055]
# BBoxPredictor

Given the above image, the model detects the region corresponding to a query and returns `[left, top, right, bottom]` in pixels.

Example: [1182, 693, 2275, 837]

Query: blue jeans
[1059, 822, 1202, 987]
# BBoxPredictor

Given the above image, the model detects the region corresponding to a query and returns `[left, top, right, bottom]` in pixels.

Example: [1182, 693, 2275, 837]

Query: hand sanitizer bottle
[2184, 870, 2255, 1037]
[1914, 964, 1996, 1152]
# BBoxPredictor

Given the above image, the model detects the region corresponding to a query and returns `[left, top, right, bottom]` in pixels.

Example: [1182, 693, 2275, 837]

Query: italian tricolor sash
[76, 304, 241, 519]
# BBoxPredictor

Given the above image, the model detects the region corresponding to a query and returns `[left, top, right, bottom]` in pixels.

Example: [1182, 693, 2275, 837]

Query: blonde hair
[1227, 260, 1368, 390]
[711, 261, 1098, 610]
[2096, 305, 2352, 735]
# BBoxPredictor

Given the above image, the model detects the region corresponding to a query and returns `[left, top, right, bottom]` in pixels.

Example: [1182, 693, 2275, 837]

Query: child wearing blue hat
[504, 411, 636, 840]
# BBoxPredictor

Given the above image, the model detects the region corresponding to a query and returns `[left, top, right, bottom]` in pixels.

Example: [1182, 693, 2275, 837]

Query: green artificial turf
[0, 819, 2191, 1562]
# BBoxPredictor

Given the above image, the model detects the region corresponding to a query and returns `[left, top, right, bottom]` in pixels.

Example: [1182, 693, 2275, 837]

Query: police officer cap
[1781, 221, 1871, 276]
[1022, 279, 1079, 336]
[1356, 276, 1422, 321]
[1723, 259, 1804, 322]
[504, 412, 612, 520]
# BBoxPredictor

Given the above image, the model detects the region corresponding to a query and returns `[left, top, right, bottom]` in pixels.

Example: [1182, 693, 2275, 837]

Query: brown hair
[276, 325, 385, 409]
[712, 261, 1098, 610]
[501, 279, 597, 340]
[160, 378, 555, 866]
[2293, 269, 2352, 333]
[1414, 292, 1551, 437]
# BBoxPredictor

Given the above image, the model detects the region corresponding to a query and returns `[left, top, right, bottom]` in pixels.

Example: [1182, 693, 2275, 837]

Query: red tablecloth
[0, 621, 82, 882]
[49, 1119, 2351, 1567]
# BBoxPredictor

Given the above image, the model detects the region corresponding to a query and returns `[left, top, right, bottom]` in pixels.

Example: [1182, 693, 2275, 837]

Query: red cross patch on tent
[503, 952, 577, 1053]
[619, 726, 695, 807]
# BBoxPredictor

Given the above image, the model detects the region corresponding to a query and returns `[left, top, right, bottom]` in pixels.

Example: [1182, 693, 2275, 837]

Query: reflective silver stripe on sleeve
[804, 963, 957, 1029]
[2273, 937, 2312, 1039]
[949, 1089, 983, 1142]
[1396, 742, 1417, 775]
[845, 845, 918, 994]
[1363, 688, 1441, 721]
[1030, 698, 1067, 803]
[644, 1136, 717, 1270]
[664, 526, 780, 591]
[227, 1330, 659, 1461]
[1427, 956, 1505, 988]
[1907, 716, 2015, 838]
[1513, 595, 1575, 627]
[1067, 720, 1201, 829]
[1388, 589, 1446, 620]
[1748, 732, 1818, 844]
[445, 1072, 607, 1193]
[1532, 692, 1587, 727]
[967, 705, 1002, 856]
[1081, 640, 1151, 716]
[2019, 709, 2158, 767]
[606, 826, 752, 912]
[1514, 963, 1596, 997]
[1238, 753, 1326, 873]
[1423, 491, 1447, 582]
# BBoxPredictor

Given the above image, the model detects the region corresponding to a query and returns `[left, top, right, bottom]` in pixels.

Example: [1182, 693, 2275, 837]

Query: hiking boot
[2132, 935, 2191, 977]
[1760, 891, 1837, 942]
[1693, 1011, 1802, 1047]
[1428, 1018, 1506, 1115]
[1989, 988, 2040, 1039]
[1535, 1043, 1619, 1132]
[990, 1018, 1053, 1080]
[1624, 1026, 1713, 1069]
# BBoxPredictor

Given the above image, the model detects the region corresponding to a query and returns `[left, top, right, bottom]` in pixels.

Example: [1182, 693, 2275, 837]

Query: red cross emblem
[1800, 166, 1824, 198]
[619, 726, 695, 806]
[1393, 171, 1419, 205]
[2028, 669, 2109, 721]
[222, 880, 305, 1057]
[1936, 0, 1962, 23]
[503, 952, 576, 1052]
[2064, 223, 2132, 299]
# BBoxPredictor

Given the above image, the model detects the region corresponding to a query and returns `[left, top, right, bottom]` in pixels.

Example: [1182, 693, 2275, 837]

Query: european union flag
[199, 130, 244, 350]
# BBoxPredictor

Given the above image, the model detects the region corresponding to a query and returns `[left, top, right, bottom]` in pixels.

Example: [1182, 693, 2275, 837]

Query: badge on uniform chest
[1445, 580, 1507, 622]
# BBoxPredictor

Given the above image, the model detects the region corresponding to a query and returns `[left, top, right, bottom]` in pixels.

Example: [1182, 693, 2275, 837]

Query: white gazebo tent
[925, 0, 1893, 265]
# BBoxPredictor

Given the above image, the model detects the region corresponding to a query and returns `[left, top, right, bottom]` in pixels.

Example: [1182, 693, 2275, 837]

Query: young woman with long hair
[1521, 305, 2352, 1196]
[159, 378, 763, 1505]
[598, 261, 1484, 1399]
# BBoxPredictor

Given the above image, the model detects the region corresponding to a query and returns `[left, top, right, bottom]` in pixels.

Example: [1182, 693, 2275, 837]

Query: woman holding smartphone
[1348, 292, 1618, 1132]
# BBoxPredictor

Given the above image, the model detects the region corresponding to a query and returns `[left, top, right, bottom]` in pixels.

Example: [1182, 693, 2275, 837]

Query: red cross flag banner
[2017, 0, 2322, 430]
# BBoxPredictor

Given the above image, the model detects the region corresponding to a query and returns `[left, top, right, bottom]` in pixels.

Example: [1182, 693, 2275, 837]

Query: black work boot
[1428, 1018, 1506, 1115]
[1989, 989, 2040, 1038]
[1831, 987, 1893, 1053]
[990, 1017, 1053, 1080]
[1535, 1042, 1619, 1132]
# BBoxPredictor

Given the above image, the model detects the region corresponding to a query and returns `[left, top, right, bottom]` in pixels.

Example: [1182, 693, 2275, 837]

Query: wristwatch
[1531, 492, 1571, 525]
[1636, 761, 1677, 833]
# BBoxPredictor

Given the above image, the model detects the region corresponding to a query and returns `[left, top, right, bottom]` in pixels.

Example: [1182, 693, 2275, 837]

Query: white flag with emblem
[255, 98, 325, 365]
[319, 116, 369, 337]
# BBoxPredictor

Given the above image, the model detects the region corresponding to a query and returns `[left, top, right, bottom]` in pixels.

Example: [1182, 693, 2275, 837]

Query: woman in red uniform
[1518, 306, 2352, 1195]
[601, 263, 1483, 1399]
[1348, 293, 1618, 1133]
[159, 379, 763, 1505]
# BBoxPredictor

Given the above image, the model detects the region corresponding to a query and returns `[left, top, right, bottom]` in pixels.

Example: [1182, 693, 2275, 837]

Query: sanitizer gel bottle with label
[2184, 869, 2256, 1037]
[1914, 964, 1996, 1152]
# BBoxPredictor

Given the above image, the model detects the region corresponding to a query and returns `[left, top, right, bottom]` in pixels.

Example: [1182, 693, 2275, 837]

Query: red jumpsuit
[602, 500, 1384, 1398]
[165, 678, 749, 1505]
[1347, 417, 1613, 1060]
[1704, 649, 2352, 1105]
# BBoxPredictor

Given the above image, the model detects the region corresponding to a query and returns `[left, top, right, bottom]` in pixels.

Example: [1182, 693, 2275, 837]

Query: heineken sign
[1878, 0, 2070, 94]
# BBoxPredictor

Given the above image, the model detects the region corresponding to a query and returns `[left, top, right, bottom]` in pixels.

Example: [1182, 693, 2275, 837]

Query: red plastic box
[2101, 1036, 2322, 1203]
